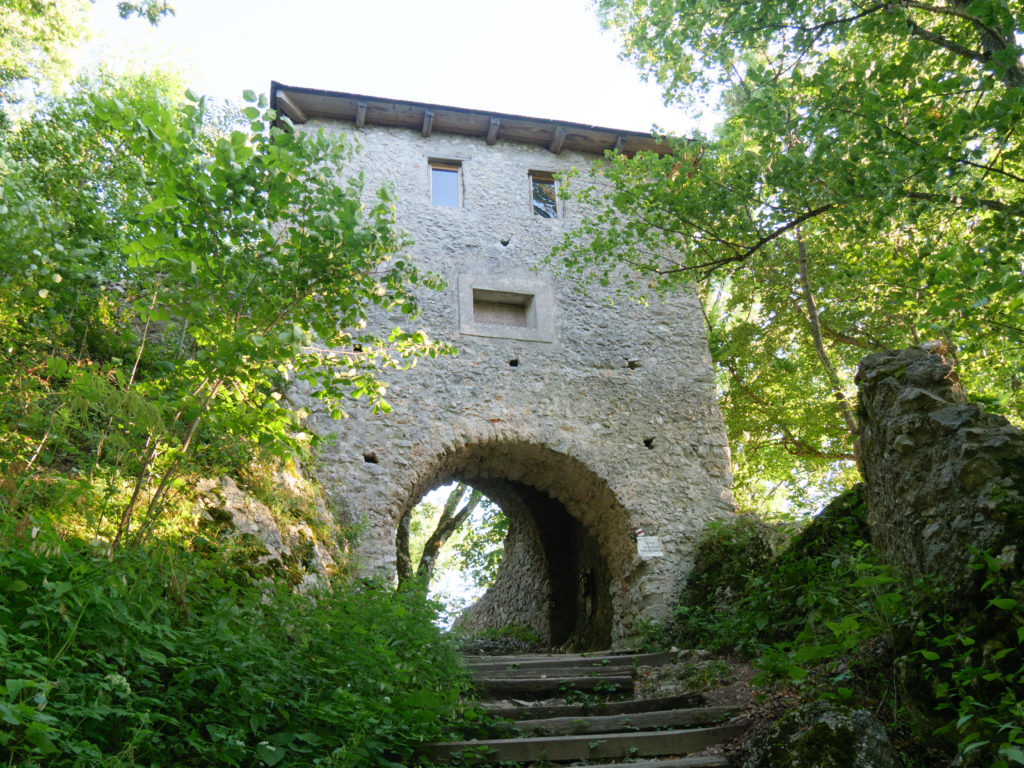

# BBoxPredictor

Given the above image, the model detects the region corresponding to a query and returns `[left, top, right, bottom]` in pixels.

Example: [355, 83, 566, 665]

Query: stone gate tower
[271, 83, 734, 648]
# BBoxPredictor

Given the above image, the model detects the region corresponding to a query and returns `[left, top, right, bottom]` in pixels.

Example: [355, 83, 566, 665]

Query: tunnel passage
[394, 439, 632, 651]
[452, 480, 613, 649]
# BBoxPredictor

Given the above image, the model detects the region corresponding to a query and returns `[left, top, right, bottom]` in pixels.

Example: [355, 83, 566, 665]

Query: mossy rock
[685, 514, 778, 608]
[783, 484, 869, 562]
[743, 701, 899, 768]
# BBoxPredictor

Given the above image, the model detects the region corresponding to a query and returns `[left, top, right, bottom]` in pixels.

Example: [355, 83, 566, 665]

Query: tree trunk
[796, 235, 859, 439]
[406, 484, 482, 585]
[395, 509, 414, 585]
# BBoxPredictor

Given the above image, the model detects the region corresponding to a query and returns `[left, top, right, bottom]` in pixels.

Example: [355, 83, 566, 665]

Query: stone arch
[394, 437, 634, 650]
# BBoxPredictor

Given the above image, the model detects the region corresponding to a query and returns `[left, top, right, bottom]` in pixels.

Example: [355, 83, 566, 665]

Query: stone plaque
[637, 535, 664, 559]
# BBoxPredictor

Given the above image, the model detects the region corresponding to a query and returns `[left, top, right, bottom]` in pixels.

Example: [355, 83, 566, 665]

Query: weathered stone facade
[276, 87, 734, 647]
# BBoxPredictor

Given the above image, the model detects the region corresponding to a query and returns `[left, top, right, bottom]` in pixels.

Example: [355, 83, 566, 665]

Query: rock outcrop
[194, 475, 338, 586]
[855, 346, 1024, 593]
[743, 702, 899, 768]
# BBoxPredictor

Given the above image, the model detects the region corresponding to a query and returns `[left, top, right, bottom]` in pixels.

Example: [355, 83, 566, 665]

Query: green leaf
[45, 357, 69, 378]
[24, 722, 58, 754]
[256, 742, 286, 766]
[989, 598, 1017, 611]
[1000, 746, 1024, 764]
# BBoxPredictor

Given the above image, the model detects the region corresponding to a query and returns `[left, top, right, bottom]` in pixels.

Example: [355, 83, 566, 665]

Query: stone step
[465, 649, 642, 660]
[565, 758, 729, 768]
[506, 705, 741, 736]
[484, 692, 705, 720]
[466, 650, 675, 672]
[472, 663, 635, 679]
[474, 673, 634, 699]
[421, 723, 746, 764]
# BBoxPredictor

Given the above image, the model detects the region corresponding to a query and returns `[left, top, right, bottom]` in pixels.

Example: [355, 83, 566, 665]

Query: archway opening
[393, 439, 627, 650]
[396, 483, 510, 628]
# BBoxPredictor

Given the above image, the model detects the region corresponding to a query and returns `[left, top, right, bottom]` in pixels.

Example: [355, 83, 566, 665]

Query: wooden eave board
[271, 82, 669, 156]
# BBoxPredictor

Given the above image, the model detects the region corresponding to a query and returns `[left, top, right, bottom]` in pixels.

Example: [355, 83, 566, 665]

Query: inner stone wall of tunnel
[286, 117, 736, 645]
[450, 481, 552, 644]
[453, 479, 615, 649]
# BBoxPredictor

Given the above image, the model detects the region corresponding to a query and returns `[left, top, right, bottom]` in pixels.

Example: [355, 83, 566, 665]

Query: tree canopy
[555, 0, 1024, 509]
[0, 72, 447, 542]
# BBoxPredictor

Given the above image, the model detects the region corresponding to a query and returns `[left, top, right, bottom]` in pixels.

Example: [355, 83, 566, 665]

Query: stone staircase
[421, 650, 746, 766]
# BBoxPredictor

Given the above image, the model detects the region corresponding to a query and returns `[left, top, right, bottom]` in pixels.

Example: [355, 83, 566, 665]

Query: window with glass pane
[431, 163, 461, 207]
[531, 173, 558, 218]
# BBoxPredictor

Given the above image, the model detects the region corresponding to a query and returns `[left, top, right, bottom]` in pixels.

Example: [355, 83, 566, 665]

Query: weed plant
[0, 516, 472, 767]
[642, 485, 1024, 767]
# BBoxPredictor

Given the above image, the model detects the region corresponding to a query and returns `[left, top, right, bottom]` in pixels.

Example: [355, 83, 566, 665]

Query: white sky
[83, 0, 706, 136]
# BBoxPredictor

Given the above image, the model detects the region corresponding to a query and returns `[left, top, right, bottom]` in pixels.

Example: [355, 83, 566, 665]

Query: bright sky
[84, 0, 705, 136]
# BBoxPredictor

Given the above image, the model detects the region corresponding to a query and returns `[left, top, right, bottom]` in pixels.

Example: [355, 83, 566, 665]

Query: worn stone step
[474, 673, 634, 699]
[472, 663, 635, 680]
[466, 651, 675, 672]
[484, 692, 705, 720]
[566, 758, 729, 768]
[506, 705, 740, 736]
[421, 723, 746, 764]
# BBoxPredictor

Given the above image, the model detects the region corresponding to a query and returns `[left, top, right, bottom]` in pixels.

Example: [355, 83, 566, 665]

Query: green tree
[442, 499, 509, 590]
[554, 0, 1024, 509]
[397, 483, 485, 587]
[0, 76, 447, 541]
[0, 0, 171, 99]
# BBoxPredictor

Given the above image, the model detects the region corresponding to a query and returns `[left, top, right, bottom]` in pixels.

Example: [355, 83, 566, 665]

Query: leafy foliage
[0, 74, 448, 544]
[0, 0, 171, 100]
[397, 484, 508, 592]
[646, 486, 1024, 766]
[555, 0, 1024, 510]
[0, 13, 471, 768]
[443, 499, 509, 591]
[0, 517, 471, 768]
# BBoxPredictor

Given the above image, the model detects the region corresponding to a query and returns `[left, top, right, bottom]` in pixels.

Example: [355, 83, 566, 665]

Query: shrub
[0, 517, 471, 767]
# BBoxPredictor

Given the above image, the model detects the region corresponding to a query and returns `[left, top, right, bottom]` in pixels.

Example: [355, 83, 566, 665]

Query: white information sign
[637, 535, 664, 559]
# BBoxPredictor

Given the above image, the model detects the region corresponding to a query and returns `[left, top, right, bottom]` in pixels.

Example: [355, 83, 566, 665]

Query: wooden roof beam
[548, 125, 566, 154]
[614, 135, 627, 153]
[277, 92, 308, 124]
[355, 101, 367, 128]
[422, 109, 434, 137]
[486, 117, 501, 145]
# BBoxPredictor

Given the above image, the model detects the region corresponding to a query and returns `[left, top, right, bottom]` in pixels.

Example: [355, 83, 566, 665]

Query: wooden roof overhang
[270, 82, 670, 157]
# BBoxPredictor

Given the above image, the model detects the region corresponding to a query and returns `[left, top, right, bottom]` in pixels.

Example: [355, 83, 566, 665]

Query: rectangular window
[431, 161, 461, 207]
[530, 172, 558, 218]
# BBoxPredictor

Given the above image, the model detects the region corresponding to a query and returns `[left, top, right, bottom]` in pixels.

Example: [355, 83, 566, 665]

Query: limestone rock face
[743, 702, 899, 768]
[194, 476, 337, 581]
[855, 347, 1024, 591]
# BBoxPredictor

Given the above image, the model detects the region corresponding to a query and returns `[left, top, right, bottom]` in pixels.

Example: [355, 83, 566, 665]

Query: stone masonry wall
[289, 118, 735, 644]
[856, 347, 1024, 592]
[453, 483, 551, 641]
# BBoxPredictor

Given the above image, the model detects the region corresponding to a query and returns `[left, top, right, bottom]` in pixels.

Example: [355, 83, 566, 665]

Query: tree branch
[902, 190, 1024, 216]
[415, 486, 483, 583]
[655, 203, 839, 276]
[905, 19, 987, 63]
[898, 0, 1009, 41]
